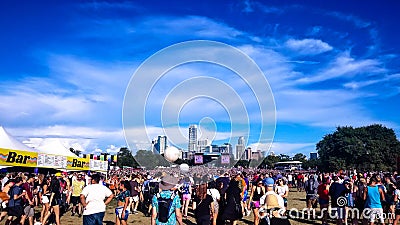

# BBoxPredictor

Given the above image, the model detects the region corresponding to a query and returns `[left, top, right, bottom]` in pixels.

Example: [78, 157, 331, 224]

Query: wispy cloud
[242, 0, 254, 13]
[344, 73, 400, 89]
[296, 52, 384, 84]
[327, 11, 371, 29]
[285, 38, 333, 55]
[248, 142, 315, 156]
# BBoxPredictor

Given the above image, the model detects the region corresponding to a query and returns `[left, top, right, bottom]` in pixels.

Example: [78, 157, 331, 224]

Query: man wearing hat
[259, 178, 285, 214]
[151, 175, 183, 225]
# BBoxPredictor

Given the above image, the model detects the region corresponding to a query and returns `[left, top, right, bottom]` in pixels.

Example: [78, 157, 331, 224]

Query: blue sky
[1, 0, 399, 157]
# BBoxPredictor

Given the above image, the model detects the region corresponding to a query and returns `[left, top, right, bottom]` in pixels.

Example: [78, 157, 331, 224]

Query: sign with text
[67, 156, 89, 170]
[0, 148, 38, 167]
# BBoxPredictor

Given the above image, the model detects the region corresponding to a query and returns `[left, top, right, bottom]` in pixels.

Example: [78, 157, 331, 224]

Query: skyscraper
[236, 136, 245, 160]
[154, 135, 167, 155]
[188, 125, 198, 152]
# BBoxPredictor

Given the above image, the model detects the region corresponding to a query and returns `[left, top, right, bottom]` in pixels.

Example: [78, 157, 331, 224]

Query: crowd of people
[0, 167, 399, 225]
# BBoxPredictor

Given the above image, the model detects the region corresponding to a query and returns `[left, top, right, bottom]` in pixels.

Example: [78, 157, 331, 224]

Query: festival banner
[0, 148, 38, 167]
[89, 159, 108, 171]
[37, 154, 68, 169]
[67, 156, 89, 170]
[194, 154, 203, 164]
[221, 154, 230, 164]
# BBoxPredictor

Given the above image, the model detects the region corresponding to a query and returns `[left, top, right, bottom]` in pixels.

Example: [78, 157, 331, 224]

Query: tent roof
[35, 138, 78, 157]
[0, 126, 39, 152]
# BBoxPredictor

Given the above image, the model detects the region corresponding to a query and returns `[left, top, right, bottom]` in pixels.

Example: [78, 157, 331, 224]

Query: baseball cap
[264, 177, 275, 187]
[55, 172, 62, 177]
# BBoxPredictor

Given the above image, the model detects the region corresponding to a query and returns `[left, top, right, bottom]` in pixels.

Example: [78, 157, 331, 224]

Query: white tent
[0, 126, 39, 152]
[35, 138, 79, 157]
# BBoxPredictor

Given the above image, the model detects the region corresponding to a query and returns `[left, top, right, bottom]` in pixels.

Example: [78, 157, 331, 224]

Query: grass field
[1, 189, 334, 225]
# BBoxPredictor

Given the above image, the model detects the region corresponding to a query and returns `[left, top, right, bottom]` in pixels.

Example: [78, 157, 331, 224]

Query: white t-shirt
[276, 185, 289, 197]
[81, 183, 113, 215]
[287, 175, 292, 182]
[207, 188, 221, 202]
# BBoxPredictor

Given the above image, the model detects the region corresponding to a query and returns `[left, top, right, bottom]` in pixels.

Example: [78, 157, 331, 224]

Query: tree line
[115, 124, 400, 172]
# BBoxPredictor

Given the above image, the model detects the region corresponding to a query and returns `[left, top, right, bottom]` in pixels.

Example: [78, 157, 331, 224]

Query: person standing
[330, 175, 346, 225]
[151, 175, 183, 225]
[275, 178, 289, 211]
[194, 183, 214, 225]
[21, 175, 35, 225]
[393, 180, 400, 225]
[80, 174, 114, 225]
[220, 178, 243, 225]
[129, 175, 140, 215]
[71, 174, 85, 217]
[5, 177, 25, 225]
[317, 176, 330, 225]
[304, 174, 319, 217]
[42, 176, 62, 225]
[115, 180, 131, 225]
[363, 176, 386, 225]
[207, 180, 220, 225]
[247, 178, 265, 225]
[179, 177, 192, 220]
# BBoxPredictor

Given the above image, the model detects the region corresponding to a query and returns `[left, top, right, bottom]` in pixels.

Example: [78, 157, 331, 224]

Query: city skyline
[1, 1, 399, 157]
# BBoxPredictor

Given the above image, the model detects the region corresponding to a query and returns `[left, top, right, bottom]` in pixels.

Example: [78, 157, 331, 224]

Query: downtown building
[152, 135, 167, 155]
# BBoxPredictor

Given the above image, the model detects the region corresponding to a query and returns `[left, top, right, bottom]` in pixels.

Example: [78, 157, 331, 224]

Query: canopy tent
[35, 138, 79, 157]
[0, 126, 39, 152]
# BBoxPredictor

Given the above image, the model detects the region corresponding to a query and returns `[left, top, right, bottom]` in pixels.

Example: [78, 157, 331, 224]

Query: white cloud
[344, 73, 400, 89]
[10, 125, 125, 154]
[296, 52, 384, 84]
[285, 38, 333, 55]
[248, 142, 315, 156]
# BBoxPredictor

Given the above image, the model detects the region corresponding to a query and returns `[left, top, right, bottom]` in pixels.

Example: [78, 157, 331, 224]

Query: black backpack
[157, 193, 175, 223]
[149, 182, 159, 195]
[355, 183, 365, 201]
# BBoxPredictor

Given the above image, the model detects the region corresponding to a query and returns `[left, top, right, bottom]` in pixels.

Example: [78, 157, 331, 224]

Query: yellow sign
[0, 148, 38, 167]
[67, 156, 89, 170]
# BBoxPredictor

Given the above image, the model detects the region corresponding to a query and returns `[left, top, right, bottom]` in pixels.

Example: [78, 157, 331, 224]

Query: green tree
[134, 150, 171, 169]
[258, 155, 281, 169]
[117, 147, 139, 168]
[279, 154, 290, 161]
[292, 153, 307, 162]
[317, 124, 400, 172]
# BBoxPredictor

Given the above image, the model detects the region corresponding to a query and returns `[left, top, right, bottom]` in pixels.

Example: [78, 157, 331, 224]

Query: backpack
[143, 180, 150, 192]
[307, 179, 315, 193]
[182, 182, 190, 194]
[355, 183, 365, 201]
[149, 182, 159, 195]
[157, 192, 175, 223]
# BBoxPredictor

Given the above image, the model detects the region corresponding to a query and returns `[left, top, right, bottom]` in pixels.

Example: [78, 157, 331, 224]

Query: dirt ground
[0, 189, 341, 225]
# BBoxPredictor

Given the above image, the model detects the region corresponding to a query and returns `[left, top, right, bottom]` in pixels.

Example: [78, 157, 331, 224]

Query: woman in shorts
[180, 177, 192, 219]
[40, 177, 50, 225]
[43, 176, 62, 225]
[247, 178, 265, 225]
[115, 180, 131, 225]
[317, 176, 330, 225]
[207, 180, 220, 225]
